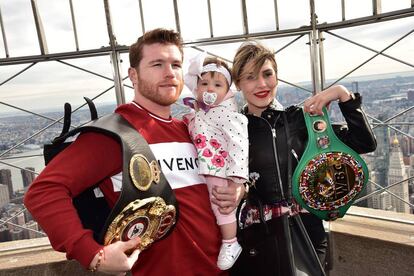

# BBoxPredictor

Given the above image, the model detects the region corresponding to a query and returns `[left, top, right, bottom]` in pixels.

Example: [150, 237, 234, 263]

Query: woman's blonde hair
[232, 41, 277, 87]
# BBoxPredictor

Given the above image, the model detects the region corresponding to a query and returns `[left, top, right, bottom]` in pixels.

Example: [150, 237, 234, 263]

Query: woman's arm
[303, 85, 352, 115]
[303, 85, 376, 154]
[335, 93, 377, 153]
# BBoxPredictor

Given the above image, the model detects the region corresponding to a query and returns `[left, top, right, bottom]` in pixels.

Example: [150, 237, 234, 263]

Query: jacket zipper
[271, 126, 286, 200]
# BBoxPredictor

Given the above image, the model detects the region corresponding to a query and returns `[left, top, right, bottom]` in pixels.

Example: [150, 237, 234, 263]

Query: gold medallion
[129, 154, 161, 191]
[104, 197, 176, 251]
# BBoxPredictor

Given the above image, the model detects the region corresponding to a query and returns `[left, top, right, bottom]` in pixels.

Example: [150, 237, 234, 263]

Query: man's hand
[89, 238, 141, 275]
[211, 180, 245, 215]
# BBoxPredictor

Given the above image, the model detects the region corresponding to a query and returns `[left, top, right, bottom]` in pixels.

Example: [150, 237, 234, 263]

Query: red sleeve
[24, 132, 122, 268]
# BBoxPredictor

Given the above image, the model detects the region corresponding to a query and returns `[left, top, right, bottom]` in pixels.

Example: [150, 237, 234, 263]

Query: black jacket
[243, 93, 377, 204]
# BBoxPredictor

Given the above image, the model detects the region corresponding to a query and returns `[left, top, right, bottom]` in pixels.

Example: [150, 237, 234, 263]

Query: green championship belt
[292, 107, 369, 221]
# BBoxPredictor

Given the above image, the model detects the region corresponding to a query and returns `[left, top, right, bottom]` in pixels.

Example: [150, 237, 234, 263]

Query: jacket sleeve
[23, 132, 122, 268]
[220, 112, 249, 182]
[334, 93, 377, 154]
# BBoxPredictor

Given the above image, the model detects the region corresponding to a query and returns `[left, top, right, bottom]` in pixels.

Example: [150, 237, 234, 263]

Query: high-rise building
[365, 168, 377, 209]
[387, 136, 410, 213]
[21, 167, 35, 188]
[0, 184, 10, 208]
[351, 81, 359, 93]
[0, 225, 9, 242]
[15, 211, 25, 226]
[24, 208, 33, 222]
[379, 191, 392, 211]
[0, 169, 13, 196]
[407, 89, 414, 102]
[368, 171, 393, 211]
[25, 220, 42, 239]
[401, 136, 412, 157]
[9, 228, 25, 241]
[372, 116, 390, 189]
[4, 213, 17, 231]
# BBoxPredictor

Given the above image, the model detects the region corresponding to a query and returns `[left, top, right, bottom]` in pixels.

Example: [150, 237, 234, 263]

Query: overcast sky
[0, 0, 413, 114]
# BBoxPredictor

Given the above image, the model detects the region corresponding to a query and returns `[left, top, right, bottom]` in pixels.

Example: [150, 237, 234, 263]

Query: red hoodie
[24, 102, 226, 276]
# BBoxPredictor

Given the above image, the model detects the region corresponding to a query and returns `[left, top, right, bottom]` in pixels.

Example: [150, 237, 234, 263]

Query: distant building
[370, 190, 392, 211]
[365, 171, 376, 209]
[372, 115, 390, 188]
[25, 220, 42, 239]
[368, 170, 393, 211]
[401, 136, 412, 157]
[407, 89, 414, 102]
[387, 136, 410, 213]
[4, 206, 26, 231]
[21, 167, 35, 188]
[24, 208, 33, 223]
[9, 228, 25, 241]
[4, 214, 17, 231]
[0, 184, 10, 208]
[0, 169, 13, 196]
[363, 154, 377, 209]
[0, 225, 9, 242]
[352, 81, 359, 93]
[15, 211, 25, 226]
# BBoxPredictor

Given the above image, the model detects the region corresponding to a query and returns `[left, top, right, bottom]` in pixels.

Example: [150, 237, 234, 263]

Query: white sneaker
[217, 241, 242, 270]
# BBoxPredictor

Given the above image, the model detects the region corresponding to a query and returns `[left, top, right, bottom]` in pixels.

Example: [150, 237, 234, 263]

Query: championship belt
[45, 104, 178, 252]
[104, 197, 176, 251]
[91, 115, 178, 250]
[292, 107, 368, 221]
[103, 153, 177, 251]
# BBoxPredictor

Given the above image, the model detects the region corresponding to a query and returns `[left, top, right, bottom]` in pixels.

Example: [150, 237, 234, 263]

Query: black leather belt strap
[47, 113, 178, 243]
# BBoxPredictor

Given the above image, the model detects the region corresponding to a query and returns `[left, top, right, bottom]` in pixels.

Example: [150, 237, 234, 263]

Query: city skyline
[0, 62, 413, 245]
[1, 73, 413, 191]
[0, 1, 413, 246]
[1, 2, 413, 112]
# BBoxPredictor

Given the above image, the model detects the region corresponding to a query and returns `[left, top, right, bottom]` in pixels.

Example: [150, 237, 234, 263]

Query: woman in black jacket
[229, 41, 377, 276]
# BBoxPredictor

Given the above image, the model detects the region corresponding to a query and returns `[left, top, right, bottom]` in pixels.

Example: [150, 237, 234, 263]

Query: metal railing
[0, 0, 413, 238]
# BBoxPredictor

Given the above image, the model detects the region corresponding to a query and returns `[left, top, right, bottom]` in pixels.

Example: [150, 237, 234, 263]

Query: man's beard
[137, 75, 182, 106]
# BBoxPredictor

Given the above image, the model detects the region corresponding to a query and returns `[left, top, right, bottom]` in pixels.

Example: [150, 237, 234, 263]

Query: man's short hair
[129, 28, 184, 69]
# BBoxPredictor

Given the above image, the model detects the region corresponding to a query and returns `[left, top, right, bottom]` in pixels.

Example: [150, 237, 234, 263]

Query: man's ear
[128, 67, 138, 85]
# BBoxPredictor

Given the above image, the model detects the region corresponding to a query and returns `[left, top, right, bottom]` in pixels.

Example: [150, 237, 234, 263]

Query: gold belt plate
[104, 197, 176, 251]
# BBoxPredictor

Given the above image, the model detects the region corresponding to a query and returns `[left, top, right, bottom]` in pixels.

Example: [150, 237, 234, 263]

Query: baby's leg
[204, 175, 237, 230]
[205, 175, 242, 270]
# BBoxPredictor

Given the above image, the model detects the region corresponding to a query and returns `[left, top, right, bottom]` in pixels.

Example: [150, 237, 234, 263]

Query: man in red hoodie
[24, 28, 242, 276]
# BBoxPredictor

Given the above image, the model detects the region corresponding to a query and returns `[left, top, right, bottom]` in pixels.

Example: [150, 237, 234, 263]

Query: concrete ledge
[0, 238, 107, 276]
[329, 206, 414, 276]
[0, 207, 413, 275]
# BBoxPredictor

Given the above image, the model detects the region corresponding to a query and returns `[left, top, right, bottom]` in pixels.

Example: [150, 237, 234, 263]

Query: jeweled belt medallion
[292, 108, 369, 221]
[104, 197, 176, 251]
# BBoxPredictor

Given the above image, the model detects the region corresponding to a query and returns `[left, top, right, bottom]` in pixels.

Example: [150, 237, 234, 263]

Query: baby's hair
[200, 57, 232, 88]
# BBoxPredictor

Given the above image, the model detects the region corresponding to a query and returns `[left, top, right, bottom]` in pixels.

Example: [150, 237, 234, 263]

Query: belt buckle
[104, 197, 176, 251]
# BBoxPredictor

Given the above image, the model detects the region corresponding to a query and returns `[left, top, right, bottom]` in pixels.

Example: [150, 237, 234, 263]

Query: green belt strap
[292, 107, 369, 221]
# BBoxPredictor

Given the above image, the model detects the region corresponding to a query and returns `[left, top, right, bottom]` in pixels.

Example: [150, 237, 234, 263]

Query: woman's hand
[211, 180, 245, 215]
[303, 85, 352, 115]
[89, 238, 141, 275]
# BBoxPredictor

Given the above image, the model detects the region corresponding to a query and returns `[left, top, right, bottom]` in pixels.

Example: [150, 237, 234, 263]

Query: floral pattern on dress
[194, 134, 207, 149]
[197, 134, 227, 175]
[185, 94, 249, 181]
